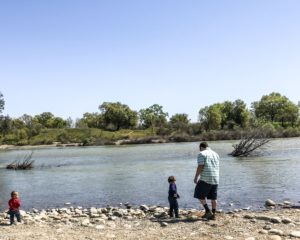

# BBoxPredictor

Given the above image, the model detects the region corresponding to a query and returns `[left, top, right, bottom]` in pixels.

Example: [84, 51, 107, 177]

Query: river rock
[282, 218, 292, 224]
[265, 199, 276, 207]
[75, 209, 82, 215]
[161, 222, 168, 227]
[268, 236, 282, 240]
[224, 236, 234, 240]
[81, 219, 90, 226]
[290, 231, 300, 238]
[94, 218, 106, 224]
[258, 230, 268, 234]
[256, 215, 272, 221]
[270, 217, 281, 223]
[89, 207, 98, 215]
[95, 224, 105, 230]
[269, 229, 284, 236]
[140, 205, 149, 211]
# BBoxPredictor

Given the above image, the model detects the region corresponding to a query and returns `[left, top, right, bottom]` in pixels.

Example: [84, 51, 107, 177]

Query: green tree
[198, 104, 223, 130]
[79, 112, 103, 128]
[169, 113, 190, 132]
[221, 100, 250, 129]
[34, 112, 55, 128]
[252, 92, 299, 127]
[19, 114, 42, 139]
[0, 115, 12, 137]
[50, 117, 68, 128]
[0, 91, 4, 114]
[99, 102, 138, 130]
[139, 104, 169, 130]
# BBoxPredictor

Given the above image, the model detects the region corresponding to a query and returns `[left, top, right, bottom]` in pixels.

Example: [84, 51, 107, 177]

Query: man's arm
[194, 165, 204, 184]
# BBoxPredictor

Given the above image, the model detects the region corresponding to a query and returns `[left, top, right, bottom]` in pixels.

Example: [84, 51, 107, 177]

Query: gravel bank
[1, 204, 300, 240]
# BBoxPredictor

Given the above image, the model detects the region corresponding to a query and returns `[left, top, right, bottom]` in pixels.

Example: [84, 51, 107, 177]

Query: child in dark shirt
[168, 176, 180, 218]
[8, 191, 21, 225]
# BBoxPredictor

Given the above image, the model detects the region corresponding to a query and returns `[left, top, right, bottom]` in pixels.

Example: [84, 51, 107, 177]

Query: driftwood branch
[6, 151, 34, 170]
[230, 131, 271, 157]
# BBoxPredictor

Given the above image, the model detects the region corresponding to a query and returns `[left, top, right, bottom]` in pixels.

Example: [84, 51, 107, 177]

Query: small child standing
[8, 191, 21, 225]
[168, 176, 180, 218]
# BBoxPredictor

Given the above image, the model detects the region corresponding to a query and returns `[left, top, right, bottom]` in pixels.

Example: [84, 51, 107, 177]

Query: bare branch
[230, 131, 271, 157]
[6, 151, 34, 170]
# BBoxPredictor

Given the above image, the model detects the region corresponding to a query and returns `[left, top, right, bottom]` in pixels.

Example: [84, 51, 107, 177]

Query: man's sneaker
[201, 211, 213, 220]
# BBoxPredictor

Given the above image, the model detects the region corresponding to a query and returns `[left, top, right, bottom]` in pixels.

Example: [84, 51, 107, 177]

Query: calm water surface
[0, 138, 300, 211]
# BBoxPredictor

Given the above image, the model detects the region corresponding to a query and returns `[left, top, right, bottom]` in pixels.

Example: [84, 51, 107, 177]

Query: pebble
[268, 236, 282, 240]
[258, 230, 268, 234]
[263, 225, 272, 230]
[224, 236, 234, 240]
[269, 229, 284, 236]
[95, 225, 105, 230]
[265, 199, 276, 207]
[282, 218, 292, 224]
[290, 231, 300, 238]
[161, 222, 168, 227]
[270, 217, 281, 223]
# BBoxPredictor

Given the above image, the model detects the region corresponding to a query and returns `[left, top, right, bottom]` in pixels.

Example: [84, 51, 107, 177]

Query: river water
[0, 138, 299, 211]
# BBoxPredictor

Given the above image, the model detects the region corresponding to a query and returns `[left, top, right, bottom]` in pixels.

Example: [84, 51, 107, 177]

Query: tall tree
[19, 114, 42, 139]
[252, 92, 299, 126]
[34, 112, 55, 128]
[0, 115, 12, 136]
[219, 100, 250, 129]
[99, 102, 138, 130]
[0, 91, 4, 114]
[139, 104, 168, 129]
[79, 112, 103, 128]
[169, 113, 190, 132]
[198, 104, 223, 130]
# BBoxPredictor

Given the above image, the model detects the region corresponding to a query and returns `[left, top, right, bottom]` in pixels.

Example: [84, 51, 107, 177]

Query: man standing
[194, 142, 220, 220]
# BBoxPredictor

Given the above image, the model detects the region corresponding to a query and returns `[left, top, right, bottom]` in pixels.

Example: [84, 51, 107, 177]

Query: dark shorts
[194, 180, 218, 200]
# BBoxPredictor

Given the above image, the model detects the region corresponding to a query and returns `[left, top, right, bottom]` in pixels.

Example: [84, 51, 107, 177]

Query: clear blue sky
[1, 0, 300, 122]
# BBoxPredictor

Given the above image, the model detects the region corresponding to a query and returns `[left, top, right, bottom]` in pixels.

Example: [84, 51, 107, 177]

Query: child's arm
[171, 184, 179, 198]
[15, 199, 21, 208]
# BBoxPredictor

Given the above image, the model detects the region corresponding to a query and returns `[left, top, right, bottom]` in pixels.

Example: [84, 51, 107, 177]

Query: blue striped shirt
[197, 148, 220, 185]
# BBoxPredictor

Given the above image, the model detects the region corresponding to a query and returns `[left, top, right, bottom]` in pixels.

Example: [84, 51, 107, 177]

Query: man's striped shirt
[197, 148, 220, 185]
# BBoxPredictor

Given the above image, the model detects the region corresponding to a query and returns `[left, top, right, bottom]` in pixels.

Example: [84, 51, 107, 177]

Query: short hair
[168, 176, 176, 183]
[11, 191, 18, 197]
[199, 142, 208, 149]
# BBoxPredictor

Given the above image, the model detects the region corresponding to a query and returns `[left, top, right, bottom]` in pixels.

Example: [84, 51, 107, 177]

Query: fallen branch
[6, 151, 34, 170]
[230, 131, 271, 157]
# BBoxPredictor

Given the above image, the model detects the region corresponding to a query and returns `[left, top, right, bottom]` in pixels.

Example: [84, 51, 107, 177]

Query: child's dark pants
[168, 197, 179, 217]
[9, 210, 21, 224]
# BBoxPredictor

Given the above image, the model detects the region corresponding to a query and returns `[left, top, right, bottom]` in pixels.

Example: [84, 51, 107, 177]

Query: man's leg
[211, 199, 217, 213]
[200, 199, 213, 219]
[200, 199, 211, 213]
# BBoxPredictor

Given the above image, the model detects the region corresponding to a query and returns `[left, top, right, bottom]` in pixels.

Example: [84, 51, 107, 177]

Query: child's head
[168, 176, 176, 183]
[11, 191, 19, 198]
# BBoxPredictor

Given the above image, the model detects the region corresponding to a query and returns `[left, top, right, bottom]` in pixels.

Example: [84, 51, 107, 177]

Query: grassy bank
[1, 127, 300, 147]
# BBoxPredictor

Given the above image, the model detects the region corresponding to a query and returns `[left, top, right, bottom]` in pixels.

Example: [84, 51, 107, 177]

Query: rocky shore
[1, 200, 300, 240]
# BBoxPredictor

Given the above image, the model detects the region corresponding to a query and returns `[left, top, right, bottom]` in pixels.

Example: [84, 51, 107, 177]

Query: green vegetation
[0, 91, 300, 146]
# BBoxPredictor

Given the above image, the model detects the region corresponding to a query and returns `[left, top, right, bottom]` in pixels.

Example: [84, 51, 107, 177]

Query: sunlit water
[0, 138, 300, 211]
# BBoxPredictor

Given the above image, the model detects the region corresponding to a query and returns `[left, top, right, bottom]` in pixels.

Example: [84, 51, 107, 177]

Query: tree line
[0, 91, 299, 145]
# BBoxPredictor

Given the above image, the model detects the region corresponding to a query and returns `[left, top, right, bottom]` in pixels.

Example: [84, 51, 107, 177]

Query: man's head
[199, 142, 208, 151]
